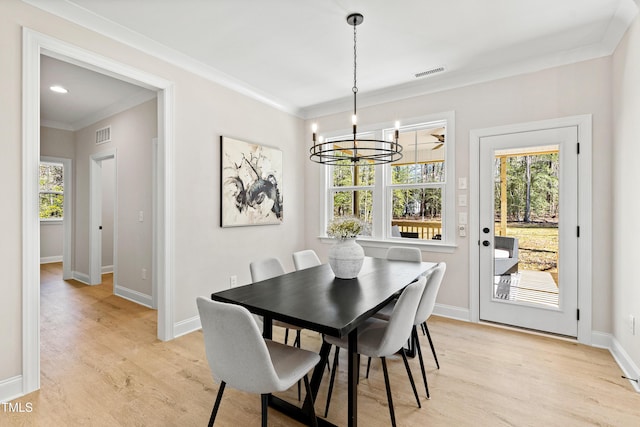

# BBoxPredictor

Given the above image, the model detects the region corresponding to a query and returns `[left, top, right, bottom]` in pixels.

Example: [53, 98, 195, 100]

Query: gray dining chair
[250, 257, 305, 399]
[292, 249, 321, 270]
[385, 246, 422, 262]
[323, 276, 427, 426]
[371, 262, 446, 398]
[250, 257, 304, 347]
[196, 297, 320, 427]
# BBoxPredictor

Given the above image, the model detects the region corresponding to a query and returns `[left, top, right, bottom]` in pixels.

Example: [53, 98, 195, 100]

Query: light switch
[138, 211, 144, 222]
[459, 212, 468, 225]
[458, 177, 467, 190]
[458, 195, 467, 207]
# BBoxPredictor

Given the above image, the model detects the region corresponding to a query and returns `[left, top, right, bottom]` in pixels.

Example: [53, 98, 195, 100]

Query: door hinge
[577, 226, 580, 237]
[577, 142, 580, 154]
[577, 309, 580, 321]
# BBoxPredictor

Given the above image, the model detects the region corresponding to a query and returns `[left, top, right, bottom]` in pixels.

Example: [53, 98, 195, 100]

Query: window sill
[318, 236, 457, 254]
[40, 219, 63, 225]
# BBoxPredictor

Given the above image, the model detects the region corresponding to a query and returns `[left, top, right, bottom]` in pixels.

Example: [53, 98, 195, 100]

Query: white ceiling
[31, 0, 638, 126]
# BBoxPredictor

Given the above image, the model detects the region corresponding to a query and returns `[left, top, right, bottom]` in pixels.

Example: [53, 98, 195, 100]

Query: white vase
[328, 238, 365, 279]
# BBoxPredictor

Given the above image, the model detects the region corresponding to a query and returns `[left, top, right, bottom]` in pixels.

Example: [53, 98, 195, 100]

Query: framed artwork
[220, 136, 283, 227]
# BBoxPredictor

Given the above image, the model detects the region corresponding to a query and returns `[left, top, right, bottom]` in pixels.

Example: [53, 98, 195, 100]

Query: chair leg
[365, 356, 372, 378]
[284, 328, 289, 345]
[424, 322, 440, 369]
[421, 321, 427, 335]
[261, 394, 269, 427]
[400, 346, 422, 407]
[324, 346, 340, 418]
[303, 375, 319, 427]
[380, 357, 397, 427]
[413, 326, 430, 399]
[208, 381, 226, 427]
[294, 331, 302, 401]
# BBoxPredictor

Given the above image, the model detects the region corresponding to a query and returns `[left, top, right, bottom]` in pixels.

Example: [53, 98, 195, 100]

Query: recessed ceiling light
[50, 85, 68, 94]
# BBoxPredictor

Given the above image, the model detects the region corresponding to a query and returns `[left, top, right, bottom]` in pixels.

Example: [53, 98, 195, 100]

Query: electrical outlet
[230, 275, 237, 288]
[627, 315, 636, 335]
[458, 224, 467, 237]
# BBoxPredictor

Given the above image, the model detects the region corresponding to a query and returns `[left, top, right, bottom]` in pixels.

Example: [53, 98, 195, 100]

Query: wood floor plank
[2, 263, 639, 426]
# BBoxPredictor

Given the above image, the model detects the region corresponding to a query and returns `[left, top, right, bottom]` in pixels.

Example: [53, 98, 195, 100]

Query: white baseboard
[0, 375, 23, 403]
[101, 265, 114, 274]
[71, 271, 90, 285]
[610, 337, 640, 393]
[40, 256, 62, 264]
[174, 315, 201, 338]
[114, 285, 152, 308]
[433, 303, 471, 322]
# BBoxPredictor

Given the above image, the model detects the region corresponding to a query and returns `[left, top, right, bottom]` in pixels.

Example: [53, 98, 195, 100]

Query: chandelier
[309, 13, 403, 166]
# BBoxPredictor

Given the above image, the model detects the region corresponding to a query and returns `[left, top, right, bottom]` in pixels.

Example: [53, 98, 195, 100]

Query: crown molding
[23, 0, 638, 121]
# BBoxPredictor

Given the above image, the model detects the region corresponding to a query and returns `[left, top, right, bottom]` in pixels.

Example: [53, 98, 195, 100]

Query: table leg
[347, 328, 358, 427]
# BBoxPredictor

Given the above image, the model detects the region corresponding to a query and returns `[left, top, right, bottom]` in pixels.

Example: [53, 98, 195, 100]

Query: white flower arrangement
[326, 217, 364, 240]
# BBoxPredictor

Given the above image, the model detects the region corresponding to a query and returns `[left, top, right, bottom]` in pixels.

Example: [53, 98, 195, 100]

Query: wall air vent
[96, 126, 111, 145]
[415, 66, 446, 78]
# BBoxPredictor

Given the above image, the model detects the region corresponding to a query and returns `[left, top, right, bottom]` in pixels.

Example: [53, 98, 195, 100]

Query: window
[323, 113, 455, 246]
[39, 162, 64, 220]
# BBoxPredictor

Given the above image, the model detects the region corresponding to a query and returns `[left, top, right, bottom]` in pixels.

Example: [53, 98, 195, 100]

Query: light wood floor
[4, 263, 640, 426]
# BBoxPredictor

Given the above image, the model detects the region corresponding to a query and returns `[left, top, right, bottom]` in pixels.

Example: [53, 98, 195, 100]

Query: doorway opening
[23, 28, 175, 396]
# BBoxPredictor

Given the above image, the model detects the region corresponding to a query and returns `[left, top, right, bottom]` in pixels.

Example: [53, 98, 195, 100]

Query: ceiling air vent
[96, 126, 111, 145]
[415, 66, 446, 79]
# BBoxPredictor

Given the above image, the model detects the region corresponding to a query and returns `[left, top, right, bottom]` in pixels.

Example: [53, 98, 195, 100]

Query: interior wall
[74, 99, 156, 296]
[40, 127, 75, 263]
[306, 56, 613, 333]
[612, 13, 640, 369]
[101, 157, 115, 270]
[1, 0, 306, 387]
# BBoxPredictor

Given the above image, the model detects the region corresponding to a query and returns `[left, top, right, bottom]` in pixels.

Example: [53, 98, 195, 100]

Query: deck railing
[392, 220, 442, 240]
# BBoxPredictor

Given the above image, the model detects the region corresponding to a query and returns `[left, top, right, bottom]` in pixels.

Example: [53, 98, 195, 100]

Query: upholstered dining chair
[371, 262, 447, 399]
[385, 246, 422, 262]
[250, 257, 305, 400]
[196, 297, 320, 427]
[292, 249, 321, 270]
[250, 257, 303, 347]
[323, 276, 427, 426]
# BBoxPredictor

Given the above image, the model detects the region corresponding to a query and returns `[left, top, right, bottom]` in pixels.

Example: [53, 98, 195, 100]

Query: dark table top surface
[212, 257, 435, 337]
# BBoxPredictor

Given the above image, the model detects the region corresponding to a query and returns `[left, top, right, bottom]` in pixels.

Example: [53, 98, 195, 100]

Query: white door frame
[22, 28, 175, 395]
[469, 115, 592, 344]
[89, 150, 116, 285]
[40, 156, 73, 280]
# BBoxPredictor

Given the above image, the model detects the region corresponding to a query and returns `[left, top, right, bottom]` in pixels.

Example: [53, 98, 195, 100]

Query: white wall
[101, 157, 115, 270]
[74, 100, 156, 295]
[306, 57, 613, 333]
[1, 0, 306, 386]
[612, 13, 640, 370]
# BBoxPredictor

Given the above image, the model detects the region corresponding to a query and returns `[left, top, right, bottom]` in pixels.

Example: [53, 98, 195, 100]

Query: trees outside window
[39, 162, 64, 220]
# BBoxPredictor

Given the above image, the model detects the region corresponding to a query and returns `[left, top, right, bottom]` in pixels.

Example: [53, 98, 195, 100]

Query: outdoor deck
[494, 270, 559, 307]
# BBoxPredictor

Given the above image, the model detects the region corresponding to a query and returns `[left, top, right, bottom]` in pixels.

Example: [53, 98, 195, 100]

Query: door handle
[99, 226, 103, 230]
[483, 227, 490, 234]
[482, 240, 490, 246]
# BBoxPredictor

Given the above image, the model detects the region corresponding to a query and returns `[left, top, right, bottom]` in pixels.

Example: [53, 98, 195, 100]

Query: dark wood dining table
[211, 256, 435, 427]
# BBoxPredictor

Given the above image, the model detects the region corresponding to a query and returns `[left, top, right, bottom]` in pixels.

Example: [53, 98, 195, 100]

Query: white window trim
[318, 111, 456, 252]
